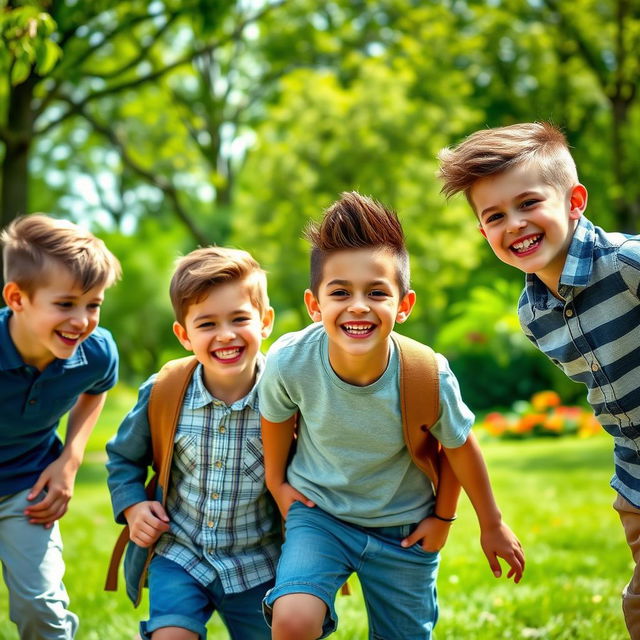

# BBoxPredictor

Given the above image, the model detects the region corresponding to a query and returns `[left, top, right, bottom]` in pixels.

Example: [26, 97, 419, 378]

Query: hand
[24, 456, 79, 527]
[124, 501, 170, 548]
[400, 516, 452, 552]
[269, 481, 315, 519]
[480, 521, 525, 583]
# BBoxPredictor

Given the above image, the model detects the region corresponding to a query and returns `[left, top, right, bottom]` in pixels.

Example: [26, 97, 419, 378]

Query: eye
[329, 289, 349, 298]
[197, 321, 215, 329]
[233, 316, 251, 324]
[55, 301, 73, 309]
[484, 212, 503, 224]
[88, 302, 102, 310]
[369, 290, 388, 298]
[521, 199, 540, 209]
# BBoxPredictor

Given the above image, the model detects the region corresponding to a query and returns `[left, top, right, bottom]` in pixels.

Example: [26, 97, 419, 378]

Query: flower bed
[479, 391, 601, 439]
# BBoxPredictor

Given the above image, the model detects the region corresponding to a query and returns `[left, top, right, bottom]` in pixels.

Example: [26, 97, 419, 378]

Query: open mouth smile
[56, 331, 81, 346]
[341, 322, 376, 338]
[212, 346, 244, 363]
[510, 233, 542, 256]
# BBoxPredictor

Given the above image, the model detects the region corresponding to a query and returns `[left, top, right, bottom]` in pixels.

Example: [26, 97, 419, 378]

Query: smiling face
[470, 163, 587, 295]
[3, 261, 105, 370]
[173, 279, 274, 403]
[304, 247, 415, 385]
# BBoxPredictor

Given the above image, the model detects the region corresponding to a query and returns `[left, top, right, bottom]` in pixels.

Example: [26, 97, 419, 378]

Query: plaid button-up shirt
[518, 216, 640, 507]
[151, 361, 281, 593]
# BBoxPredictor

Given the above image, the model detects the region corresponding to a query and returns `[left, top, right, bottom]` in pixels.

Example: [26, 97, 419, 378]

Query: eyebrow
[480, 190, 542, 219]
[192, 309, 250, 322]
[326, 278, 389, 287]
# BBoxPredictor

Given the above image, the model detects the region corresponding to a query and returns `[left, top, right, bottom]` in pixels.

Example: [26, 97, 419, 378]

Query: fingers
[400, 529, 421, 548]
[483, 550, 502, 578]
[148, 502, 170, 522]
[291, 489, 315, 508]
[128, 502, 171, 547]
[25, 489, 71, 525]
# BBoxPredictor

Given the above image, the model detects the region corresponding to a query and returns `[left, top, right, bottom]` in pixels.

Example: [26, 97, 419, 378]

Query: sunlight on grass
[0, 388, 628, 639]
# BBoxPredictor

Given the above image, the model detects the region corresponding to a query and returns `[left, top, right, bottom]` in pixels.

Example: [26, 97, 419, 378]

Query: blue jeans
[141, 555, 274, 639]
[264, 502, 440, 639]
[0, 488, 78, 640]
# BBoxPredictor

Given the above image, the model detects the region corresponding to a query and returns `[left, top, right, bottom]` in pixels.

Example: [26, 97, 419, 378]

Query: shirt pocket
[173, 434, 198, 475]
[242, 436, 265, 483]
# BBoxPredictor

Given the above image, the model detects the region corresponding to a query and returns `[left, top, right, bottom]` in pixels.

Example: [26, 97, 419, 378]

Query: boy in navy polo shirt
[0, 214, 120, 640]
[438, 122, 640, 638]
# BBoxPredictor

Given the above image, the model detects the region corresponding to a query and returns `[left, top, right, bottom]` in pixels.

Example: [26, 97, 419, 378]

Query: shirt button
[591, 362, 599, 372]
[214, 460, 223, 469]
[565, 308, 573, 318]
[211, 492, 219, 500]
[28, 399, 36, 405]
[208, 521, 214, 528]
[214, 400, 223, 407]
[219, 425, 226, 434]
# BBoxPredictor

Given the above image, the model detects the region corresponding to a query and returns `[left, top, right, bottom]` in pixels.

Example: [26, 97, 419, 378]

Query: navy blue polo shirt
[0, 306, 119, 496]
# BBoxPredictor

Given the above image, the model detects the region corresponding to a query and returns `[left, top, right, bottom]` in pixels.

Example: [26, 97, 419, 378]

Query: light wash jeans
[0, 488, 78, 639]
[264, 501, 440, 640]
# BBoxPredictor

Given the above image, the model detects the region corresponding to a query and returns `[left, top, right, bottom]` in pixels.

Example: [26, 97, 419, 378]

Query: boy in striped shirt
[438, 121, 640, 639]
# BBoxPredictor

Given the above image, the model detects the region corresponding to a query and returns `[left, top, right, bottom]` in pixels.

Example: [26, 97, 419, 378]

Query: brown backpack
[105, 331, 440, 603]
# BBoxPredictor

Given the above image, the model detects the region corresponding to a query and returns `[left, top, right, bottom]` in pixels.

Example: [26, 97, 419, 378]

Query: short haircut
[437, 122, 579, 208]
[170, 246, 269, 325]
[1, 214, 121, 295]
[305, 191, 410, 296]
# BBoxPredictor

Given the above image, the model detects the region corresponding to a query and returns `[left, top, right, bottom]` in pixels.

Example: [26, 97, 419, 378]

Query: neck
[327, 341, 390, 387]
[202, 365, 257, 406]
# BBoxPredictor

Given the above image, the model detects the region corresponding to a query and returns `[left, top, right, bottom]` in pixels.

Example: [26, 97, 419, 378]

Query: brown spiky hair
[437, 122, 578, 212]
[170, 246, 269, 326]
[305, 191, 410, 296]
[1, 214, 121, 295]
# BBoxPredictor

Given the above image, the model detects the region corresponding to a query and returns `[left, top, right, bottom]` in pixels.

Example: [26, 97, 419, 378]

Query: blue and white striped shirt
[518, 216, 640, 507]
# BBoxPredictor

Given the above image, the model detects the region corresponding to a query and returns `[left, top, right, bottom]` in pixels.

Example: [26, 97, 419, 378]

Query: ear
[261, 306, 275, 339]
[568, 184, 588, 220]
[395, 290, 416, 324]
[172, 321, 193, 352]
[304, 289, 322, 322]
[3, 281, 27, 311]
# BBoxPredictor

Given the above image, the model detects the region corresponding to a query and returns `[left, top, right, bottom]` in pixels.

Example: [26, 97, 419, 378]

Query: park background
[1, 1, 639, 638]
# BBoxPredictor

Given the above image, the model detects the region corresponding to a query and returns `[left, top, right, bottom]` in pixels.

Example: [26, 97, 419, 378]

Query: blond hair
[1, 214, 121, 294]
[170, 246, 269, 325]
[437, 122, 579, 207]
[305, 191, 410, 296]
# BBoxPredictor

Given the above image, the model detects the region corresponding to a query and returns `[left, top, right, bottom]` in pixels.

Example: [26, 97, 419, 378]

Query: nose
[215, 327, 236, 342]
[506, 212, 527, 234]
[69, 310, 89, 331]
[348, 296, 370, 314]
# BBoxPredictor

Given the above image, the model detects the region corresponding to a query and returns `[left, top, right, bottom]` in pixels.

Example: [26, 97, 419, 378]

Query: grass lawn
[0, 385, 630, 639]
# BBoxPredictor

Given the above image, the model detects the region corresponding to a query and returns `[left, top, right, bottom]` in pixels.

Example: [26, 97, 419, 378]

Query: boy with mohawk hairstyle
[260, 192, 524, 640]
[0, 214, 121, 640]
[438, 121, 640, 639]
[106, 247, 281, 640]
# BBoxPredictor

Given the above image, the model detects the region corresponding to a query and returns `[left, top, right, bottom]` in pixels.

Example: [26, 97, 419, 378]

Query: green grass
[0, 386, 630, 639]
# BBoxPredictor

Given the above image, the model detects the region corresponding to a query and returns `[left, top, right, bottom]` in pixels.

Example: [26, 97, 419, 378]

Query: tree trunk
[1, 75, 37, 228]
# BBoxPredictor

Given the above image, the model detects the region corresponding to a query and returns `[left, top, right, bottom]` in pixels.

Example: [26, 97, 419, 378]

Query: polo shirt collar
[524, 216, 595, 308]
[187, 355, 264, 411]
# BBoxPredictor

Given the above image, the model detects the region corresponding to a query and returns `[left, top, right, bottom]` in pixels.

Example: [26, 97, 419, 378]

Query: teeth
[512, 235, 541, 251]
[59, 332, 79, 340]
[343, 324, 373, 335]
[215, 348, 241, 360]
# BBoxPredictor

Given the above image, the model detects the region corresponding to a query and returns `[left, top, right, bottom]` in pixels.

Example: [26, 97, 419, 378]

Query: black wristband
[430, 513, 457, 523]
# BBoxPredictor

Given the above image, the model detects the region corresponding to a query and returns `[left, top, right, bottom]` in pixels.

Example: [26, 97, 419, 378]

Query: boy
[259, 192, 524, 640]
[0, 214, 120, 640]
[437, 121, 640, 638]
[106, 247, 281, 640]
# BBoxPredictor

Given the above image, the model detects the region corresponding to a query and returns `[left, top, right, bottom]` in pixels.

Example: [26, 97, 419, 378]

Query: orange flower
[531, 390, 561, 412]
[514, 413, 546, 433]
[578, 413, 601, 438]
[543, 414, 564, 432]
[483, 412, 509, 436]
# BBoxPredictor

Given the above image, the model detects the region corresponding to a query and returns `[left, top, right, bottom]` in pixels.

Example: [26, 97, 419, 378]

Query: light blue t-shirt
[259, 323, 474, 527]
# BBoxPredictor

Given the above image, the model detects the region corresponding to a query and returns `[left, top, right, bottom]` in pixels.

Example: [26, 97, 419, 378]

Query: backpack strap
[105, 356, 198, 597]
[392, 332, 441, 489]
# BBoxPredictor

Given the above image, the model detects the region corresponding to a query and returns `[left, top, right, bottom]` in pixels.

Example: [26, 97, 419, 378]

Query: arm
[25, 391, 107, 526]
[443, 431, 525, 582]
[262, 414, 314, 519]
[401, 448, 461, 552]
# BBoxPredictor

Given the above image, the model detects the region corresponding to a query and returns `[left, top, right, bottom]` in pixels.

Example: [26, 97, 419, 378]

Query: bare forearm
[433, 449, 461, 520]
[261, 414, 296, 489]
[62, 392, 107, 466]
[443, 431, 502, 528]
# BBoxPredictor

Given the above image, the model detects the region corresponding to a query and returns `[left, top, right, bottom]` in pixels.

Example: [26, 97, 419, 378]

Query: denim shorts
[264, 502, 440, 639]
[141, 555, 274, 640]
